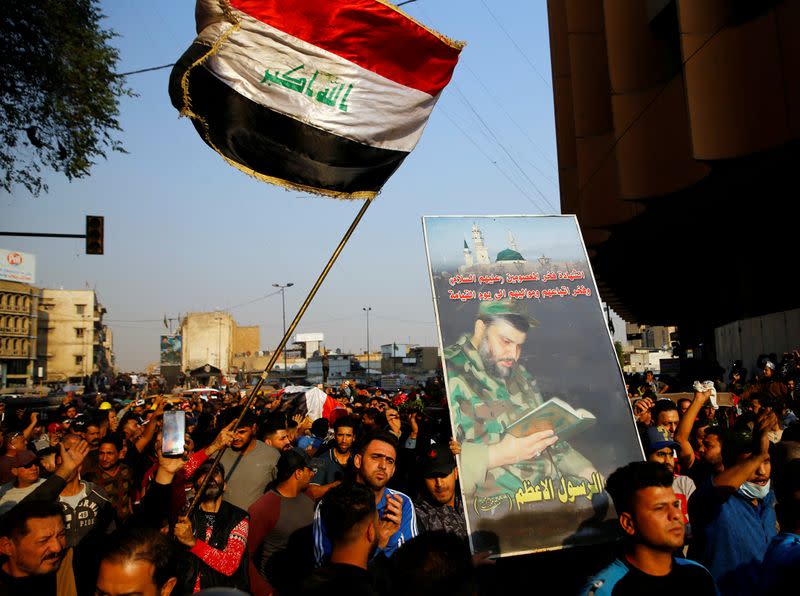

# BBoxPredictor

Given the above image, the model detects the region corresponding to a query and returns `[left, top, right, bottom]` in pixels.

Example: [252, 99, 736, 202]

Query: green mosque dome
[496, 248, 524, 262]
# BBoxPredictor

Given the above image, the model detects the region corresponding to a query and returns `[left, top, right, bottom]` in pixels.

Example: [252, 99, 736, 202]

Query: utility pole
[217, 315, 223, 374]
[363, 307, 371, 384]
[273, 283, 294, 381]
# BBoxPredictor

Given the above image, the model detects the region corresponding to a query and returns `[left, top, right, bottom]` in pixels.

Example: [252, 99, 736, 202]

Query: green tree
[0, 1, 132, 195]
[614, 340, 624, 369]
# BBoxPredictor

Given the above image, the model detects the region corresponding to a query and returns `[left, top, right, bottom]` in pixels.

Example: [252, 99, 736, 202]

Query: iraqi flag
[278, 385, 343, 421]
[169, 0, 463, 199]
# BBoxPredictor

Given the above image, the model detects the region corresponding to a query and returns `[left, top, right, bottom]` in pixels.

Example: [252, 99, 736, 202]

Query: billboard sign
[160, 335, 182, 366]
[0, 249, 36, 284]
[422, 215, 643, 557]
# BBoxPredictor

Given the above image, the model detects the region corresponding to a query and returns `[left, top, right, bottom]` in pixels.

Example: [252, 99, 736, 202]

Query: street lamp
[272, 283, 294, 380]
[363, 307, 371, 384]
[217, 315, 222, 373]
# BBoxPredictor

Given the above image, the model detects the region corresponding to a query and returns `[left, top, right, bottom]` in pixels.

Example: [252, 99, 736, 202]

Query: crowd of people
[614, 357, 800, 596]
[0, 357, 796, 595]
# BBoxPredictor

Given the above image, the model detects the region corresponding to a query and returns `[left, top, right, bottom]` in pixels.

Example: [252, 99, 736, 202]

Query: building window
[76, 304, 86, 315]
[75, 355, 84, 365]
[75, 327, 85, 338]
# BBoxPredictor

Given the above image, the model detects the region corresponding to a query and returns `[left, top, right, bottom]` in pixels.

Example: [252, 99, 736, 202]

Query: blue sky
[1, 1, 601, 370]
[423, 215, 589, 271]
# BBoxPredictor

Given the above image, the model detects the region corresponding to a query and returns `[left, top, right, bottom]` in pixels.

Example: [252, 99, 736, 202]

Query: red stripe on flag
[229, 0, 461, 96]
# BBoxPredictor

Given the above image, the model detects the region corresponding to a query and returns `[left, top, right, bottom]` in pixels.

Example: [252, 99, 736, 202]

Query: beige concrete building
[37, 289, 114, 383]
[181, 312, 234, 374]
[180, 312, 259, 375]
[233, 325, 259, 356]
[0, 280, 39, 388]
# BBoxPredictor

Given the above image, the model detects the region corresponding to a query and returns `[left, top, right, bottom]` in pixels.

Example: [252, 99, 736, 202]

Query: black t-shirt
[302, 562, 377, 596]
[0, 567, 56, 596]
[583, 557, 717, 596]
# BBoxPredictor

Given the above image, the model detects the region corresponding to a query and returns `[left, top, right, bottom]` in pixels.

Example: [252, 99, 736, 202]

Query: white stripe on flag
[197, 16, 438, 152]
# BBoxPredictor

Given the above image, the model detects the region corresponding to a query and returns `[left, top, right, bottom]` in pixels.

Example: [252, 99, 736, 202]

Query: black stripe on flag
[169, 44, 409, 197]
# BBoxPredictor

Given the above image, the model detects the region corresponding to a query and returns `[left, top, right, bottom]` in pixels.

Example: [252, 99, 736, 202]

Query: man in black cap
[0, 450, 44, 515]
[444, 299, 594, 501]
[413, 443, 467, 539]
[643, 426, 696, 528]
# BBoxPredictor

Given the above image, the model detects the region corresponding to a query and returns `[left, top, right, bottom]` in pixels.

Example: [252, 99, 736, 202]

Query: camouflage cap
[478, 299, 539, 326]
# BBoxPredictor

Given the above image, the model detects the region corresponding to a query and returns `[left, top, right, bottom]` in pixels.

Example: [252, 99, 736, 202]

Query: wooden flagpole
[186, 197, 373, 515]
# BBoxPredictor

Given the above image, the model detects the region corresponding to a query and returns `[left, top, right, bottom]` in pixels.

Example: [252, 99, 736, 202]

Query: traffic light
[85, 215, 104, 255]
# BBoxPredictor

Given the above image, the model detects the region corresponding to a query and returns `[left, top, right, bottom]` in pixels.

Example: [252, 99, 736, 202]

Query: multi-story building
[625, 323, 676, 351]
[380, 344, 440, 382]
[180, 311, 259, 376]
[307, 351, 359, 384]
[181, 312, 235, 375]
[37, 289, 113, 384]
[0, 280, 39, 388]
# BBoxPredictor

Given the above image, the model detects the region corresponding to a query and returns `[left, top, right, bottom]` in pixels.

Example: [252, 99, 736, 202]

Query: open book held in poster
[505, 397, 596, 441]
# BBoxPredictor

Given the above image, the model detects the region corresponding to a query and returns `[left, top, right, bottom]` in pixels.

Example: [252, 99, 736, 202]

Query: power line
[224, 289, 282, 311]
[106, 290, 283, 328]
[479, 0, 551, 88]
[441, 108, 548, 212]
[451, 84, 558, 211]
[106, 318, 161, 323]
[463, 62, 558, 172]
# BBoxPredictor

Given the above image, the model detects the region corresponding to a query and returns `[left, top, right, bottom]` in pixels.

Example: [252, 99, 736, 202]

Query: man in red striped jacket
[173, 461, 250, 593]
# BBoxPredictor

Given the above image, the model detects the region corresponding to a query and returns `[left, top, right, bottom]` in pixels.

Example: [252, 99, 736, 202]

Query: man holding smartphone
[313, 431, 417, 565]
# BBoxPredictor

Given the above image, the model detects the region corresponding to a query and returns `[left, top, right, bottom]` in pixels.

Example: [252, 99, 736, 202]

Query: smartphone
[162, 410, 185, 456]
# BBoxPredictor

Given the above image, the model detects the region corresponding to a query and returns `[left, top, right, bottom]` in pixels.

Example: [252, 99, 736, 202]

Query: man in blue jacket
[687, 411, 778, 596]
[313, 431, 417, 565]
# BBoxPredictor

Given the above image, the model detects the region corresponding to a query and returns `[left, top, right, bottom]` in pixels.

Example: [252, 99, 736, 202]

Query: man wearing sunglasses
[0, 450, 45, 515]
[0, 430, 29, 484]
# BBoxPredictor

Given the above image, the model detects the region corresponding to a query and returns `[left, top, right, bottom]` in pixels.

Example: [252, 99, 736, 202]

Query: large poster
[160, 335, 182, 366]
[422, 215, 643, 557]
[0, 249, 36, 284]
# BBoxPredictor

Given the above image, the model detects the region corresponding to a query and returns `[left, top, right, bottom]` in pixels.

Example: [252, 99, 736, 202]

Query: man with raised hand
[219, 408, 279, 511]
[687, 411, 778, 596]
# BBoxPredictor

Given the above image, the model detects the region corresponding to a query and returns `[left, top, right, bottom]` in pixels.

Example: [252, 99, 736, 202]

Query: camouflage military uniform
[446, 333, 593, 501]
